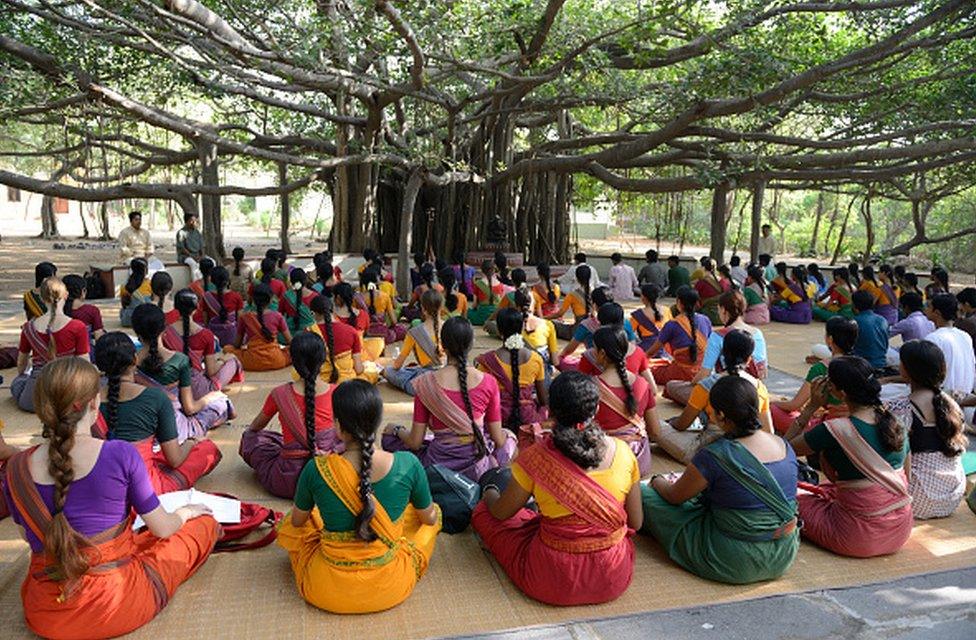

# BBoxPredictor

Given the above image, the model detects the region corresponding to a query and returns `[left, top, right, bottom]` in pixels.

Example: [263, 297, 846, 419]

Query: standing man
[638, 249, 668, 291]
[117, 210, 154, 263]
[176, 213, 205, 265]
[757, 224, 776, 261]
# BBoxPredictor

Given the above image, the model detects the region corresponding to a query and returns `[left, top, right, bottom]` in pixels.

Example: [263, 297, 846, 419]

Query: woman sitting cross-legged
[642, 375, 800, 584]
[12, 277, 90, 413]
[23, 261, 56, 321]
[385, 316, 516, 480]
[356, 266, 402, 344]
[150, 271, 178, 324]
[813, 266, 855, 321]
[644, 286, 712, 385]
[544, 264, 596, 340]
[197, 266, 244, 347]
[280, 268, 318, 336]
[784, 356, 912, 558]
[770, 265, 813, 325]
[63, 274, 105, 348]
[2, 357, 218, 640]
[887, 341, 967, 520]
[472, 371, 642, 606]
[305, 294, 377, 383]
[693, 257, 732, 325]
[516, 289, 560, 383]
[468, 259, 506, 326]
[119, 258, 151, 327]
[276, 380, 441, 613]
[240, 332, 343, 499]
[94, 332, 222, 494]
[630, 284, 672, 351]
[383, 289, 445, 395]
[657, 330, 774, 465]
[591, 326, 660, 477]
[225, 283, 293, 371]
[132, 304, 234, 443]
[743, 266, 770, 325]
[475, 308, 549, 430]
[164, 289, 244, 400]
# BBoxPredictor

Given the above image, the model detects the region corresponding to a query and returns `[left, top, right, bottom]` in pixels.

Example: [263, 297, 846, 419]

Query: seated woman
[510, 289, 559, 385]
[12, 277, 89, 413]
[451, 249, 476, 299]
[356, 267, 401, 344]
[165, 289, 244, 399]
[771, 316, 855, 433]
[468, 259, 506, 326]
[813, 266, 854, 321]
[63, 274, 105, 348]
[198, 266, 243, 347]
[665, 290, 767, 405]
[277, 380, 440, 613]
[249, 257, 288, 310]
[590, 327, 660, 477]
[23, 261, 56, 321]
[384, 290, 445, 396]
[404, 263, 442, 323]
[657, 330, 773, 465]
[859, 265, 899, 327]
[642, 375, 800, 584]
[476, 308, 549, 430]
[119, 258, 151, 327]
[630, 284, 671, 351]
[333, 282, 370, 334]
[578, 316, 654, 387]
[225, 283, 293, 371]
[94, 332, 221, 493]
[280, 268, 318, 336]
[693, 257, 731, 325]
[784, 356, 912, 558]
[807, 263, 829, 298]
[307, 294, 381, 384]
[558, 294, 635, 371]
[150, 271, 178, 324]
[484, 268, 527, 336]
[472, 371, 642, 606]
[644, 286, 712, 385]
[241, 333, 343, 498]
[132, 304, 234, 443]
[888, 341, 967, 520]
[3, 357, 217, 640]
[439, 269, 469, 318]
[544, 264, 594, 340]
[188, 257, 215, 299]
[385, 316, 516, 480]
[532, 263, 562, 318]
[743, 265, 770, 325]
[769, 265, 813, 324]
[229, 246, 254, 298]
[311, 257, 338, 295]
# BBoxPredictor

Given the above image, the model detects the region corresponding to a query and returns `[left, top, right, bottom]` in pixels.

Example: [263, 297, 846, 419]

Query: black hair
[419, 262, 435, 289]
[746, 265, 766, 292]
[574, 264, 593, 314]
[646, 250, 658, 263]
[827, 356, 903, 452]
[574, 252, 587, 264]
[251, 283, 274, 340]
[611, 252, 622, 264]
[211, 266, 230, 323]
[363, 247, 377, 262]
[440, 316, 487, 458]
[833, 266, 851, 287]
[150, 271, 173, 307]
[310, 295, 338, 382]
[497, 308, 526, 431]
[899, 292, 924, 314]
[199, 257, 216, 291]
[640, 284, 663, 322]
[899, 340, 966, 457]
[730, 255, 741, 267]
[434, 258, 448, 274]
[825, 316, 858, 354]
[413, 253, 425, 268]
[275, 250, 287, 269]
[260, 257, 276, 285]
[131, 303, 166, 373]
[710, 375, 763, 439]
[592, 286, 612, 309]
[668, 255, 680, 265]
[548, 371, 605, 468]
[904, 272, 920, 289]
[232, 247, 245, 276]
[333, 282, 359, 327]
[128, 210, 141, 222]
[597, 301, 624, 326]
[791, 266, 809, 300]
[291, 332, 327, 455]
[862, 265, 879, 288]
[360, 267, 380, 316]
[758, 254, 771, 266]
[852, 289, 875, 313]
[594, 326, 636, 415]
[493, 251, 509, 283]
[124, 258, 148, 295]
[720, 329, 754, 375]
[62, 274, 86, 317]
[957, 287, 976, 309]
[264, 248, 278, 261]
[94, 332, 137, 436]
[774, 261, 788, 279]
[332, 379, 384, 541]
[439, 268, 461, 313]
[35, 262, 57, 288]
[174, 289, 199, 357]
[848, 262, 861, 286]
[510, 268, 527, 290]
[453, 249, 469, 296]
[676, 286, 702, 361]
[183, 212, 197, 225]
[931, 268, 949, 290]
[535, 263, 556, 304]
[421, 289, 445, 359]
[288, 268, 309, 331]
[930, 293, 958, 322]
[702, 257, 716, 273]
[315, 260, 335, 293]
[808, 263, 826, 289]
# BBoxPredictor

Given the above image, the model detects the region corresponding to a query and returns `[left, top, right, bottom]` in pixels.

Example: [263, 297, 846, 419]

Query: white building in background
[0, 184, 90, 235]
[570, 196, 618, 240]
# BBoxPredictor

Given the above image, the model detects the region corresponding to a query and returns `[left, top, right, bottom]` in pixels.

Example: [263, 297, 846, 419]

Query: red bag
[212, 493, 283, 553]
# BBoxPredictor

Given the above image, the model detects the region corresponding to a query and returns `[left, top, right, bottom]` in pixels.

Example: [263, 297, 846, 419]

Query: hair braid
[368, 288, 376, 316]
[46, 303, 59, 361]
[181, 310, 191, 357]
[874, 403, 904, 452]
[432, 314, 443, 359]
[256, 297, 272, 341]
[687, 308, 699, 361]
[929, 384, 966, 457]
[323, 314, 338, 384]
[217, 288, 227, 323]
[583, 280, 592, 315]
[105, 374, 121, 436]
[303, 372, 317, 456]
[46, 417, 92, 581]
[613, 355, 637, 415]
[354, 432, 378, 542]
[456, 355, 487, 458]
[508, 346, 522, 431]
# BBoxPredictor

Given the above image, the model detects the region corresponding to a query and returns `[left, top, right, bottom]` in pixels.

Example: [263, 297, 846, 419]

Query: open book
[133, 489, 241, 529]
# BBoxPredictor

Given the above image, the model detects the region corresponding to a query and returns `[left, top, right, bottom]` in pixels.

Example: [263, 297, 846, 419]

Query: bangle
[483, 484, 501, 495]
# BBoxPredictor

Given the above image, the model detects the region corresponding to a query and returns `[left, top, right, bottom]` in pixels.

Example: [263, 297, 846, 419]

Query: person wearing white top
[558, 252, 602, 289]
[924, 294, 976, 398]
[117, 211, 155, 263]
[729, 256, 748, 287]
[607, 252, 639, 301]
[757, 224, 776, 260]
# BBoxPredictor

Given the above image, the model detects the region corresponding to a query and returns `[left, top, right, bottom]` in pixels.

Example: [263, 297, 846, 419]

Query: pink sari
[595, 378, 651, 477]
[475, 351, 548, 426]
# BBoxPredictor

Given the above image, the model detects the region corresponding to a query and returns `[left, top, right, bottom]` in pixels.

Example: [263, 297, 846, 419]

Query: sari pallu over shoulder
[474, 351, 548, 426]
[4, 448, 219, 640]
[595, 378, 651, 477]
[202, 292, 238, 347]
[407, 324, 442, 367]
[630, 308, 660, 350]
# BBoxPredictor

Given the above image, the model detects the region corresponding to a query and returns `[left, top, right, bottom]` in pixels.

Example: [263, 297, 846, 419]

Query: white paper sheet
[133, 489, 241, 529]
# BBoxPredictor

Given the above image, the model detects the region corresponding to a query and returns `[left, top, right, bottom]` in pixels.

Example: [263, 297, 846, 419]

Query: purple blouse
[657, 313, 713, 350]
[4, 441, 160, 552]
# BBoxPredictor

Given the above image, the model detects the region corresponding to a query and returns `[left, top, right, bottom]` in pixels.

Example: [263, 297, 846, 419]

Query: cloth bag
[211, 493, 283, 552]
[426, 464, 480, 534]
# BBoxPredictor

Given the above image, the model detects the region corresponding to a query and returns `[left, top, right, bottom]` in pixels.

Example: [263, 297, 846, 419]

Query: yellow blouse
[523, 318, 558, 356]
[476, 350, 545, 385]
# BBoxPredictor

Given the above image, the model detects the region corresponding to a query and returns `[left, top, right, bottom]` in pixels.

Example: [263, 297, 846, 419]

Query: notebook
[133, 489, 241, 529]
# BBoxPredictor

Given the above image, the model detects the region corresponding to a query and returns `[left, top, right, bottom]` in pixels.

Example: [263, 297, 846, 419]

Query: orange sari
[224, 313, 291, 371]
[650, 314, 708, 384]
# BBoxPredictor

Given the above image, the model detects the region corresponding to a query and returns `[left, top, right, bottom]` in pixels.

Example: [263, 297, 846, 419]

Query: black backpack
[85, 268, 107, 300]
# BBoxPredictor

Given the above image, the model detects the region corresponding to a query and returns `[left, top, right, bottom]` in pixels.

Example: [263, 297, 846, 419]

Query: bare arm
[142, 504, 212, 539]
[290, 506, 310, 528]
[651, 464, 708, 506]
[625, 481, 643, 530]
[484, 481, 531, 520]
[774, 381, 811, 412]
[485, 420, 507, 451]
[158, 437, 192, 468]
[670, 403, 702, 431]
[535, 379, 548, 408]
[247, 410, 273, 433]
[352, 353, 365, 375]
[16, 350, 29, 375]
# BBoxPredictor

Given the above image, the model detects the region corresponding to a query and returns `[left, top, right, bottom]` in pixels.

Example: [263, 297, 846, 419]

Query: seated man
[851, 290, 891, 374]
[118, 210, 154, 264]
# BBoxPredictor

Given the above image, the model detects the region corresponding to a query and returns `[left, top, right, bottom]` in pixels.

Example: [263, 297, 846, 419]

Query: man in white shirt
[757, 224, 776, 260]
[117, 210, 155, 264]
[924, 294, 975, 396]
[559, 251, 602, 289]
[729, 255, 748, 287]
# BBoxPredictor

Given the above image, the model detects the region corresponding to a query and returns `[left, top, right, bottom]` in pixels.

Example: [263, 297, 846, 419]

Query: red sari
[471, 439, 635, 605]
[649, 315, 708, 384]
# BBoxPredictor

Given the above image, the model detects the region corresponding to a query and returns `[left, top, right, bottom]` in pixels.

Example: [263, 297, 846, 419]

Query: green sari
[641, 438, 799, 584]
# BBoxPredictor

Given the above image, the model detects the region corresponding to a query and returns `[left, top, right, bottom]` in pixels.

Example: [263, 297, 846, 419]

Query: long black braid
[676, 286, 701, 361]
[442, 316, 488, 458]
[252, 283, 274, 341]
[594, 326, 636, 414]
[289, 269, 309, 332]
[538, 263, 556, 304]
[332, 381, 384, 542]
[497, 308, 526, 431]
[576, 264, 592, 315]
[309, 295, 338, 383]
[354, 429, 378, 540]
[900, 341, 966, 457]
[292, 332, 324, 456]
[95, 332, 139, 437]
[212, 266, 230, 323]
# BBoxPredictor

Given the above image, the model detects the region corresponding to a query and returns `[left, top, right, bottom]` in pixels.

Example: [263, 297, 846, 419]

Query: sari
[695, 275, 729, 325]
[383, 324, 442, 395]
[239, 384, 343, 498]
[813, 284, 853, 321]
[532, 282, 561, 317]
[596, 378, 652, 477]
[161, 326, 243, 400]
[276, 454, 441, 613]
[769, 281, 812, 324]
[798, 418, 913, 558]
[306, 323, 381, 384]
[119, 287, 151, 328]
[641, 438, 799, 584]
[225, 313, 291, 371]
[5, 449, 218, 640]
[743, 284, 770, 325]
[279, 289, 316, 335]
[471, 438, 635, 605]
[468, 279, 504, 325]
[23, 289, 46, 320]
[11, 322, 53, 413]
[649, 315, 708, 384]
[354, 291, 405, 344]
[474, 351, 548, 427]
[91, 413, 221, 495]
[557, 316, 600, 372]
[630, 308, 664, 351]
[385, 372, 516, 481]
[133, 369, 233, 443]
[201, 291, 238, 347]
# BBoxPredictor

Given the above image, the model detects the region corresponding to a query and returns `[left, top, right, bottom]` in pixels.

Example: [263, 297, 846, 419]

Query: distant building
[570, 197, 617, 240]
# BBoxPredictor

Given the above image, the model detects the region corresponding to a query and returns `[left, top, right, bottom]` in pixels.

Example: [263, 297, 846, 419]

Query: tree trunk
[278, 162, 292, 254]
[810, 192, 825, 256]
[196, 141, 225, 259]
[749, 180, 765, 262]
[861, 193, 874, 265]
[831, 197, 855, 265]
[79, 203, 90, 239]
[99, 202, 111, 240]
[39, 195, 59, 239]
[823, 194, 840, 256]
[397, 168, 424, 299]
[709, 181, 731, 261]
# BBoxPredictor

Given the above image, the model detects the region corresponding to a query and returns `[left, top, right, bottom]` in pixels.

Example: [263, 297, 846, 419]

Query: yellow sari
[305, 324, 381, 383]
[276, 455, 441, 613]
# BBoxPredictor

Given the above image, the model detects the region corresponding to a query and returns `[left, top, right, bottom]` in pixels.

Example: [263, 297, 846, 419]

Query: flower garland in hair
[366, 282, 377, 291]
[503, 334, 525, 350]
